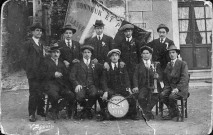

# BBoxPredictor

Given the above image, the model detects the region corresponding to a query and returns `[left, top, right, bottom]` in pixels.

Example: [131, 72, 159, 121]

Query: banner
[64, 0, 150, 44]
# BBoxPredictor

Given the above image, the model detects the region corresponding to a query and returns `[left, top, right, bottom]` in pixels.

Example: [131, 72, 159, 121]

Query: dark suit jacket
[163, 59, 189, 99]
[133, 61, 162, 90]
[58, 40, 81, 68]
[22, 38, 45, 79]
[117, 37, 141, 74]
[147, 37, 174, 70]
[70, 59, 103, 89]
[101, 62, 130, 93]
[40, 57, 71, 92]
[85, 34, 114, 64]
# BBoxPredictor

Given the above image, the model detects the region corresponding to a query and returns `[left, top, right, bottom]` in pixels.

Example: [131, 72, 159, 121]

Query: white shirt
[83, 58, 90, 66]
[51, 58, 58, 66]
[126, 36, 132, 42]
[111, 62, 118, 70]
[65, 39, 72, 47]
[160, 37, 166, 43]
[32, 37, 40, 46]
[143, 59, 151, 68]
[97, 33, 103, 40]
[171, 58, 177, 66]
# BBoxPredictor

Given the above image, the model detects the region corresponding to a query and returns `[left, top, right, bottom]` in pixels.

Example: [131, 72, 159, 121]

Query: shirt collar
[65, 39, 72, 44]
[160, 37, 166, 43]
[111, 62, 118, 69]
[32, 37, 40, 46]
[126, 36, 132, 41]
[143, 59, 151, 64]
[97, 33, 103, 40]
[171, 58, 177, 64]
[83, 58, 90, 64]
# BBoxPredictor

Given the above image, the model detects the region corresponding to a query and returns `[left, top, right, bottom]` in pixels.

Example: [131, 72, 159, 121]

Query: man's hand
[75, 85, 82, 93]
[120, 61, 125, 68]
[55, 72, 63, 78]
[154, 73, 159, 79]
[63, 60, 70, 68]
[72, 59, 80, 63]
[126, 88, 132, 94]
[132, 87, 139, 93]
[102, 92, 108, 100]
[104, 62, 110, 71]
[92, 58, 98, 64]
[172, 88, 179, 94]
[160, 81, 164, 89]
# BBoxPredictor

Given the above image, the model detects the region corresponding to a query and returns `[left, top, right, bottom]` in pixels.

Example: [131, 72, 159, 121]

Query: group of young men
[22, 19, 189, 122]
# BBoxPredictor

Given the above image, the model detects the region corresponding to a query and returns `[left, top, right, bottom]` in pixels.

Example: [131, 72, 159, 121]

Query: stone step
[189, 69, 212, 81]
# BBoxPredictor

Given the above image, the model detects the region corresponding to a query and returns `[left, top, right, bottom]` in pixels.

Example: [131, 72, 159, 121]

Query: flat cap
[48, 43, 62, 52]
[107, 49, 121, 57]
[140, 46, 153, 54]
[62, 24, 76, 34]
[81, 45, 94, 52]
[119, 24, 134, 31]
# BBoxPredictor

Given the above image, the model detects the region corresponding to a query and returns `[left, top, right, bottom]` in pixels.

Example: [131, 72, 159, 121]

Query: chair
[157, 74, 190, 122]
[44, 94, 69, 122]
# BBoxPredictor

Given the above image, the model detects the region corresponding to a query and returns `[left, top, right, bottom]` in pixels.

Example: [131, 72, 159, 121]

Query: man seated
[41, 43, 75, 119]
[132, 46, 162, 121]
[70, 45, 103, 119]
[101, 49, 139, 121]
[160, 45, 189, 120]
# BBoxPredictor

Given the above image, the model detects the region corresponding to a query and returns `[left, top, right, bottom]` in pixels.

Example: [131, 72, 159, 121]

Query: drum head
[107, 95, 129, 118]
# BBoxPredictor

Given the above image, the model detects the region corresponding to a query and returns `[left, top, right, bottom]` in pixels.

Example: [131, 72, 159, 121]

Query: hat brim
[62, 28, 76, 34]
[30, 26, 45, 32]
[167, 49, 180, 54]
[81, 47, 94, 53]
[48, 46, 63, 52]
[107, 52, 121, 57]
[157, 27, 169, 32]
[93, 24, 105, 27]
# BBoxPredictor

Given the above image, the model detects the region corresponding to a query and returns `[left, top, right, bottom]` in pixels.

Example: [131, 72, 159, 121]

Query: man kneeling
[41, 43, 75, 119]
[101, 49, 139, 121]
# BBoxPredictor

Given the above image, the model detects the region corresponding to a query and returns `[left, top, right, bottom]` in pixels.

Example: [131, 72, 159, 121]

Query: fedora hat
[62, 24, 76, 34]
[48, 43, 62, 52]
[93, 20, 105, 27]
[81, 45, 94, 53]
[107, 49, 121, 57]
[119, 24, 134, 31]
[140, 46, 153, 54]
[167, 45, 180, 54]
[30, 22, 45, 32]
[157, 24, 169, 32]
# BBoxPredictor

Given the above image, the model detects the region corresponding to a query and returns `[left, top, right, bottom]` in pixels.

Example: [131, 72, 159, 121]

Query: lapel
[170, 59, 181, 75]
[31, 38, 41, 54]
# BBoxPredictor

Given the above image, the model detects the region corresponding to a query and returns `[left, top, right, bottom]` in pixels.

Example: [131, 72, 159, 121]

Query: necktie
[114, 63, 117, 70]
[171, 61, 174, 67]
[67, 41, 71, 48]
[98, 36, 100, 40]
[145, 61, 149, 68]
[160, 38, 163, 43]
[86, 59, 89, 66]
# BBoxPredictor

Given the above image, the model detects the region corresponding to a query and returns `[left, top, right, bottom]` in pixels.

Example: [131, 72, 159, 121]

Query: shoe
[37, 112, 46, 117]
[86, 109, 93, 120]
[29, 115, 36, 122]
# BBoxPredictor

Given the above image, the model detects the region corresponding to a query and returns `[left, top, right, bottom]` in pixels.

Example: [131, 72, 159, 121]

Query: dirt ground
[0, 71, 212, 135]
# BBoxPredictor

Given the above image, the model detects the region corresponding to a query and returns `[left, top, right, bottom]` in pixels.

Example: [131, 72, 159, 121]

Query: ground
[0, 70, 212, 135]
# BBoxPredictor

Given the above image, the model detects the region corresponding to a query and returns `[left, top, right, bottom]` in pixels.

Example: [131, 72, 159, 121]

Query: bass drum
[107, 95, 129, 118]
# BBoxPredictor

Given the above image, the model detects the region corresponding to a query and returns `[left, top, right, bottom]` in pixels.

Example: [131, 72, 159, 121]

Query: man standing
[147, 24, 175, 70]
[132, 46, 162, 121]
[160, 45, 189, 120]
[70, 45, 103, 119]
[58, 24, 81, 70]
[117, 24, 141, 88]
[22, 23, 46, 122]
[86, 20, 114, 65]
[100, 49, 139, 120]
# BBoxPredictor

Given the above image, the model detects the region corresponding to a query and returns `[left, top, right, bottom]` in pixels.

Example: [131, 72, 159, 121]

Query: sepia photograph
[0, 0, 212, 134]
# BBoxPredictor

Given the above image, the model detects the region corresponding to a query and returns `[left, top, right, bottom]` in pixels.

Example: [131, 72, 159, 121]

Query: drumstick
[101, 97, 120, 106]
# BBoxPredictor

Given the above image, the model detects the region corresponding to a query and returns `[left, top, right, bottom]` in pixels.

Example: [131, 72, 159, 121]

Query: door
[178, 1, 212, 69]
